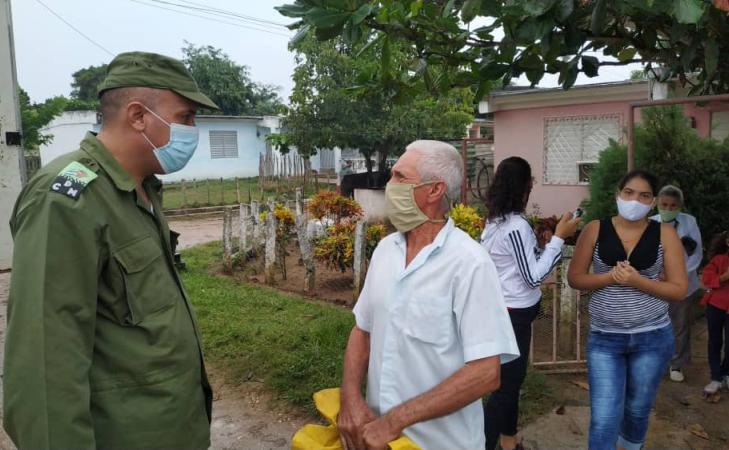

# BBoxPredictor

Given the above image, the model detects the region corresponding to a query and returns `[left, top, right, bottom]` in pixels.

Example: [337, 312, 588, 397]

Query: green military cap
[97, 51, 219, 110]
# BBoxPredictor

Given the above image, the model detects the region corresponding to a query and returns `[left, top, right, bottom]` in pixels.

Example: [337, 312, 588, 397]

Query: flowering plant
[449, 204, 485, 240]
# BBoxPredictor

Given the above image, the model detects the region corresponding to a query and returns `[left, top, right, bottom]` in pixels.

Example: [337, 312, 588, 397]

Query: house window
[711, 111, 729, 142]
[209, 130, 238, 159]
[543, 115, 621, 184]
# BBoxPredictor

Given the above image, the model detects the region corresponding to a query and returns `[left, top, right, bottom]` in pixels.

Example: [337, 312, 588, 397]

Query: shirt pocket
[405, 295, 453, 345]
[113, 236, 177, 325]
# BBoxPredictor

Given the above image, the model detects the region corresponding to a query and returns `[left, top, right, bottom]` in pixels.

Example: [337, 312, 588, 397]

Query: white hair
[406, 140, 463, 209]
[658, 184, 684, 206]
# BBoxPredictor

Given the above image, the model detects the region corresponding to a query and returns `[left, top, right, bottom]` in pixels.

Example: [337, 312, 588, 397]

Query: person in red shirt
[700, 231, 729, 395]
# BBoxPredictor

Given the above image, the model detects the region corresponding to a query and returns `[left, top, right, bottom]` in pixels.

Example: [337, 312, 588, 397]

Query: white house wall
[160, 118, 265, 182]
[39, 110, 100, 165]
[38, 112, 352, 182]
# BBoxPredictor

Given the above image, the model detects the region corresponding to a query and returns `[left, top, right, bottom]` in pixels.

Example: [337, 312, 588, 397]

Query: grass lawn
[181, 242, 556, 422]
[162, 177, 334, 210]
[181, 242, 354, 412]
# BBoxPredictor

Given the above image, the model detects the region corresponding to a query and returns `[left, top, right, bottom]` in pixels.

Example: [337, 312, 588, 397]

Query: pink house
[480, 80, 729, 217]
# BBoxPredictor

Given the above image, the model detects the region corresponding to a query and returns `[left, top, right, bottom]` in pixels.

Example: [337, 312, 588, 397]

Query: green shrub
[584, 105, 729, 240]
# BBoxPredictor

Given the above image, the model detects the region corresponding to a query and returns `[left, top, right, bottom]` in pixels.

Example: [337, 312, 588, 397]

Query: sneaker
[704, 380, 722, 395]
[669, 369, 685, 382]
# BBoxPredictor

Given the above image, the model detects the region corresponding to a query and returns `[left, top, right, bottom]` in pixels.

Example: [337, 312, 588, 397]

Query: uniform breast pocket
[113, 236, 177, 324]
[405, 295, 453, 345]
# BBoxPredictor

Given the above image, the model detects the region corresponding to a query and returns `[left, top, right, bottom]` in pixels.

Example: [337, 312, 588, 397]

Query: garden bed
[231, 240, 359, 306]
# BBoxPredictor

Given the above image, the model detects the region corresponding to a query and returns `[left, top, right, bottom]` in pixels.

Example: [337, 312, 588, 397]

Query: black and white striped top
[590, 218, 669, 333]
[481, 213, 564, 309]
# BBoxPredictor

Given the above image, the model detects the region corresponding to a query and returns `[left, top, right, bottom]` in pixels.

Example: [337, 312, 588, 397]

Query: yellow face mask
[385, 181, 446, 233]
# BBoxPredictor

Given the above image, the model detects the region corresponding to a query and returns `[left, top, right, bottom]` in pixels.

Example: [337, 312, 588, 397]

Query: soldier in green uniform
[4, 52, 219, 449]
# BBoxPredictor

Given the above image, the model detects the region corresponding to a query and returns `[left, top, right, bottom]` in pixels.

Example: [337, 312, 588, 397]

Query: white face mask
[616, 197, 653, 221]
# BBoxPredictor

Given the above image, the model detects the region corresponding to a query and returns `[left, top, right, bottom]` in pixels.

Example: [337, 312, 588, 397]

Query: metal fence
[24, 155, 41, 180]
[530, 246, 589, 373]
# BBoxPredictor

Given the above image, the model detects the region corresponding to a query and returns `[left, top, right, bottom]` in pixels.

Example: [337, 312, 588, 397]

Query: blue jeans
[587, 325, 674, 450]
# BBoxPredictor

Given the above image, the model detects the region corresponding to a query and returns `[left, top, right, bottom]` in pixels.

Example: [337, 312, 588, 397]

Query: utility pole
[0, 0, 25, 270]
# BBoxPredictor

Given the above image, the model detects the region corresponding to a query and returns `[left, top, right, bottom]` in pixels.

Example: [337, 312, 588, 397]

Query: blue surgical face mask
[141, 105, 199, 174]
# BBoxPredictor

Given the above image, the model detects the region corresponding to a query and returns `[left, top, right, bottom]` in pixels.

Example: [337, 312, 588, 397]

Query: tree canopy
[282, 34, 474, 171]
[181, 42, 284, 116]
[278, 0, 729, 97]
[70, 64, 108, 103]
[584, 105, 729, 239]
[18, 88, 67, 151]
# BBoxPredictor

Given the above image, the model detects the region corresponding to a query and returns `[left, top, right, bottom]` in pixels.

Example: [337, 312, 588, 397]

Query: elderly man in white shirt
[650, 185, 703, 383]
[337, 140, 519, 450]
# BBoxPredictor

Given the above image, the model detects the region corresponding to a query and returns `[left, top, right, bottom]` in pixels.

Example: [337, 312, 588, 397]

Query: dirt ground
[521, 318, 729, 450]
[207, 374, 307, 450]
[169, 214, 228, 250]
[239, 243, 358, 306]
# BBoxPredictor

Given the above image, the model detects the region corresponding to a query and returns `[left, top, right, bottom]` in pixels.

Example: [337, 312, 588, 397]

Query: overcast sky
[12, 0, 640, 104]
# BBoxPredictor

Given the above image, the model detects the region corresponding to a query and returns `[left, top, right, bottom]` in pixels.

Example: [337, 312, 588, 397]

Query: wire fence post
[352, 220, 367, 305]
[222, 206, 233, 273]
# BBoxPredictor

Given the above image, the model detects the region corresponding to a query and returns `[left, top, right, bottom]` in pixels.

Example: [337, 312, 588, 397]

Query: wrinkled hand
[362, 415, 402, 450]
[338, 393, 377, 450]
[612, 261, 640, 287]
[555, 212, 581, 240]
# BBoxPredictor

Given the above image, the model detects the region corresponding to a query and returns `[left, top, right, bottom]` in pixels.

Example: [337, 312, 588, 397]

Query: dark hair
[487, 156, 532, 220]
[707, 230, 729, 260]
[617, 170, 659, 196]
[100, 87, 159, 124]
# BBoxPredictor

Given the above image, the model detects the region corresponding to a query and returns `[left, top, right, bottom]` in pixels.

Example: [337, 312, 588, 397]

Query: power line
[144, 0, 287, 31]
[127, 0, 291, 37]
[126, 0, 292, 38]
[34, 0, 114, 56]
[163, 0, 289, 28]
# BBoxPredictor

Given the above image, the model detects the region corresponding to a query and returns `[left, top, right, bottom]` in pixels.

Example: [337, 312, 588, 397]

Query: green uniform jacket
[4, 133, 212, 449]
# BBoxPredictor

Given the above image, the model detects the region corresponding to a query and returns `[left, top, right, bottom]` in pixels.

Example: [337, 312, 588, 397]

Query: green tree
[278, 1, 729, 97]
[70, 64, 107, 102]
[630, 70, 648, 80]
[285, 35, 473, 176]
[584, 105, 729, 240]
[181, 42, 283, 116]
[18, 88, 67, 151]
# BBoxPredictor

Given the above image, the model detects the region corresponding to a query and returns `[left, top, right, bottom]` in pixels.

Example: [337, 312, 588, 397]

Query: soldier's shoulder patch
[50, 161, 98, 200]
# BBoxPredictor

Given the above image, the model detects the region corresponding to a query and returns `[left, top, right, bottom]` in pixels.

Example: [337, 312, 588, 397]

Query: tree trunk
[303, 157, 312, 191]
[377, 149, 388, 175]
[364, 155, 374, 188]
[377, 149, 390, 188]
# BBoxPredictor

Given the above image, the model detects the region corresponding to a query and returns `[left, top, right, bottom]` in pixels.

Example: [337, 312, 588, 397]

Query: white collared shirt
[650, 212, 703, 295]
[480, 213, 564, 308]
[353, 219, 519, 450]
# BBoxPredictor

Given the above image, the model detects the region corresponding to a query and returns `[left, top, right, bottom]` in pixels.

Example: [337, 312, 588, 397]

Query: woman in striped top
[481, 157, 581, 450]
[568, 170, 687, 450]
